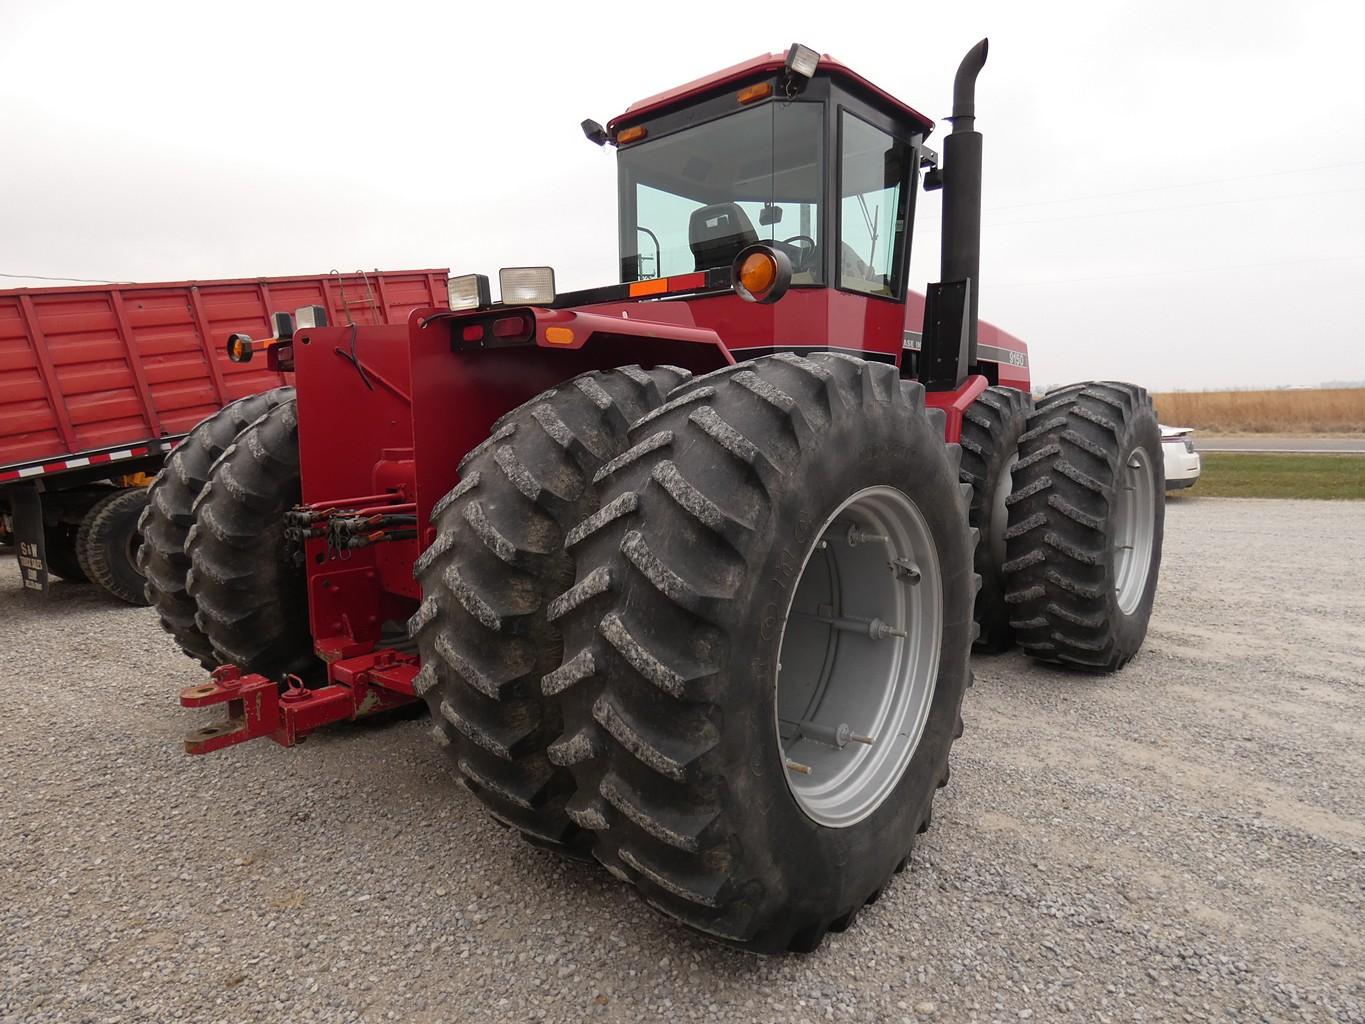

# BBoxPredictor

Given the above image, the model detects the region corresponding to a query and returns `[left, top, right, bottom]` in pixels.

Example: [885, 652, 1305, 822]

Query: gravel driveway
[3, 497, 1363, 1024]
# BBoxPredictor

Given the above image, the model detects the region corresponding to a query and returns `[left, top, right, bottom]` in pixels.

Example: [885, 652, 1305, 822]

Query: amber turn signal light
[732, 244, 793, 304]
[737, 82, 772, 104]
[739, 251, 777, 294]
[226, 333, 253, 363]
[616, 125, 647, 144]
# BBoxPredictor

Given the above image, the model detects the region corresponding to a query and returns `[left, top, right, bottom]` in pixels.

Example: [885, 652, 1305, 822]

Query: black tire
[1003, 381, 1164, 671]
[959, 386, 1033, 652]
[409, 365, 693, 854]
[76, 487, 150, 604]
[74, 517, 96, 581]
[139, 388, 295, 666]
[550, 353, 976, 953]
[185, 399, 316, 678]
[43, 522, 88, 582]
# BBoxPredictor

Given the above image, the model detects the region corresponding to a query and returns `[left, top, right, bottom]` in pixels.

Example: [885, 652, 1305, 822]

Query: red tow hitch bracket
[179, 651, 419, 755]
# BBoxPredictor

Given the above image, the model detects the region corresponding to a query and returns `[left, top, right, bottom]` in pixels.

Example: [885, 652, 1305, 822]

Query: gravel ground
[3, 496, 1363, 1024]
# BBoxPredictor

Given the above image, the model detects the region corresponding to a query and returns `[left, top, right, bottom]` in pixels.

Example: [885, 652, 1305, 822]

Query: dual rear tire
[1003, 381, 1163, 670]
[958, 381, 1163, 667]
[141, 389, 315, 679]
[414, 353, 977, 952]
[408, 365, 695, 854]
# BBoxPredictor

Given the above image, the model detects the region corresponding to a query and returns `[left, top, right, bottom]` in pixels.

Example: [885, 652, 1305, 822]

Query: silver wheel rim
[774, 486, 943, 828]
[1113, 446, 1155, 614]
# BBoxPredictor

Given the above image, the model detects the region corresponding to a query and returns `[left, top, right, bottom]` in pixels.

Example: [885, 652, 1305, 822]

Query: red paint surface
[609, 51, 934, 135]
[1, 269, 448, 473]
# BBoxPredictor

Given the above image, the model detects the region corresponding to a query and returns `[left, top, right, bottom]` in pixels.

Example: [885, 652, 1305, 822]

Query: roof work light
[784, 43, 821, 90]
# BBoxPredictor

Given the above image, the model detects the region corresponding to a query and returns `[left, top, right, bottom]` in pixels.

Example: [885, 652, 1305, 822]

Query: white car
[1161, 425, 1201, 491]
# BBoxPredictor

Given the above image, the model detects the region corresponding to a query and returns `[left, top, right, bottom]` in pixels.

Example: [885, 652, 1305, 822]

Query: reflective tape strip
[1, 441, 164, 482]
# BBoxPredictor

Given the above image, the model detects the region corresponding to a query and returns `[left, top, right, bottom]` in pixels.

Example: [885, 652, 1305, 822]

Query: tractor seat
[689, 203, 760, 272]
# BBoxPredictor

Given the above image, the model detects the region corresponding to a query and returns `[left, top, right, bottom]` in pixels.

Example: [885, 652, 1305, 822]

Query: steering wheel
[779, 234, 817, 272]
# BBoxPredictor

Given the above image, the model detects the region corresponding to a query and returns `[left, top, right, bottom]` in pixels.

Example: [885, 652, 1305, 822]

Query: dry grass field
[1153, 387, 1365, 433]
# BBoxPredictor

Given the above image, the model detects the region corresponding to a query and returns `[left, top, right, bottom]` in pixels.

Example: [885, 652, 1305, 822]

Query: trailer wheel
[1003, 381, 1163, 671]
[139, 388, 295, 666]
[410, 365, 693, 854]
[43, 522, 88, 583]
[550, 353, 976, 952]
[959, 385, 1033, 651]
[76, 487, 150, 605]
[185, 398, 316, 677]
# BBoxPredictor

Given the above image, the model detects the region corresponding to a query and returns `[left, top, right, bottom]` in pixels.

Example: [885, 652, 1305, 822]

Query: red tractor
[146, 42, 1164, 953]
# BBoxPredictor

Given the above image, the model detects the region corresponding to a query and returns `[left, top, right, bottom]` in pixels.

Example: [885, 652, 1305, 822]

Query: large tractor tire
[550, 353, 977, 953]
[1003, 381, 1163, 671]
[409, 365, 692, 855]
[76, 487, 150, 605]
[185, 399, 316, 678]
[959, 385, 1032, 651]
[139, 388, 295, 667]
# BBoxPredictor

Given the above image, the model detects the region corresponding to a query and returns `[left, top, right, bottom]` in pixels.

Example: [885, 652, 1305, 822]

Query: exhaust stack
[941, 38, 988, 369]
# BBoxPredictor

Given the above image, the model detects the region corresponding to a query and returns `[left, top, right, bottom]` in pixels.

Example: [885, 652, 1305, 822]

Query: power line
[988, 185, 1365, 228]
[985, 159, 1365, 212]
[916, 184, 1365, 229]
[990, 253, 1365, 289]
[0, 271, 124, 284]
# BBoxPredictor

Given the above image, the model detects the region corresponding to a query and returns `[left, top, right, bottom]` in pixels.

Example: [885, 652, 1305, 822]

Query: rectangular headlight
[448, 273, 492, 311]
[294, 305, 328, 329]
[499, 266, 556, 306]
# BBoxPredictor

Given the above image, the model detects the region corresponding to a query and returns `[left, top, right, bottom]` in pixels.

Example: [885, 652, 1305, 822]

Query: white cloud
[2, 0, 1362, 388]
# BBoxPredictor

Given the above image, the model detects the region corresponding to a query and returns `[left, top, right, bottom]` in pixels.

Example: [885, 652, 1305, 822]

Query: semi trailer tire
[550, 353, 977, 952]
[76, 487, 150, 605]
[139, 388, 295, 667]
[43, 521, 88, 583]
[185, 398, 316, 678]
[1003, 381, 1163, 671]
[959, 385, 1032, 651]
[410, 365, 693, 854]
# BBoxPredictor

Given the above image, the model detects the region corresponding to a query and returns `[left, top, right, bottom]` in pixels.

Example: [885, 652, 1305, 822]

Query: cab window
[619, 102, 825, 285]
[838, 112, 911, 298]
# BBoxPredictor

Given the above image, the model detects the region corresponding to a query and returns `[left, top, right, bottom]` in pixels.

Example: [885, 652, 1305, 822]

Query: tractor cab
[576, 45, 939, 369]
[607, 47, 932, 304]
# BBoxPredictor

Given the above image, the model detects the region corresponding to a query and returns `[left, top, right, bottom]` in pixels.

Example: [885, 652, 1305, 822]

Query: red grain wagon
[1, 268, 448, 601]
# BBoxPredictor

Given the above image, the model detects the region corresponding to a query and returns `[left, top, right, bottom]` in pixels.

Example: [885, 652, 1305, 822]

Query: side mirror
[581, 119, 609, 146]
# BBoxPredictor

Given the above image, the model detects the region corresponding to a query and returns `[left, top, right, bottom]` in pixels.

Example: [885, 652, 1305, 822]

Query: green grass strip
[1187, 453, 1365, 499]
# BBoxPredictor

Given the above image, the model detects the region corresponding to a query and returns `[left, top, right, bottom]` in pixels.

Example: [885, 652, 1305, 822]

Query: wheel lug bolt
[891, 558, 921, 584]
[847, 525, 889, 547]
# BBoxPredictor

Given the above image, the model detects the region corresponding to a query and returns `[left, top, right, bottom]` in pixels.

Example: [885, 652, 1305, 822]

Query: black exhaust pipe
[941, 38, 988, 370]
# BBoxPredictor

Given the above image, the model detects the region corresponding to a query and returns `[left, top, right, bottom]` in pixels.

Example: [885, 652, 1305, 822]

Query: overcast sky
[2, 0, 1361, 390]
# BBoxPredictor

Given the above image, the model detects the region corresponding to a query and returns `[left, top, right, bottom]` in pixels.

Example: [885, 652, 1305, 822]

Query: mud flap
[9, 483, 50, 594]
